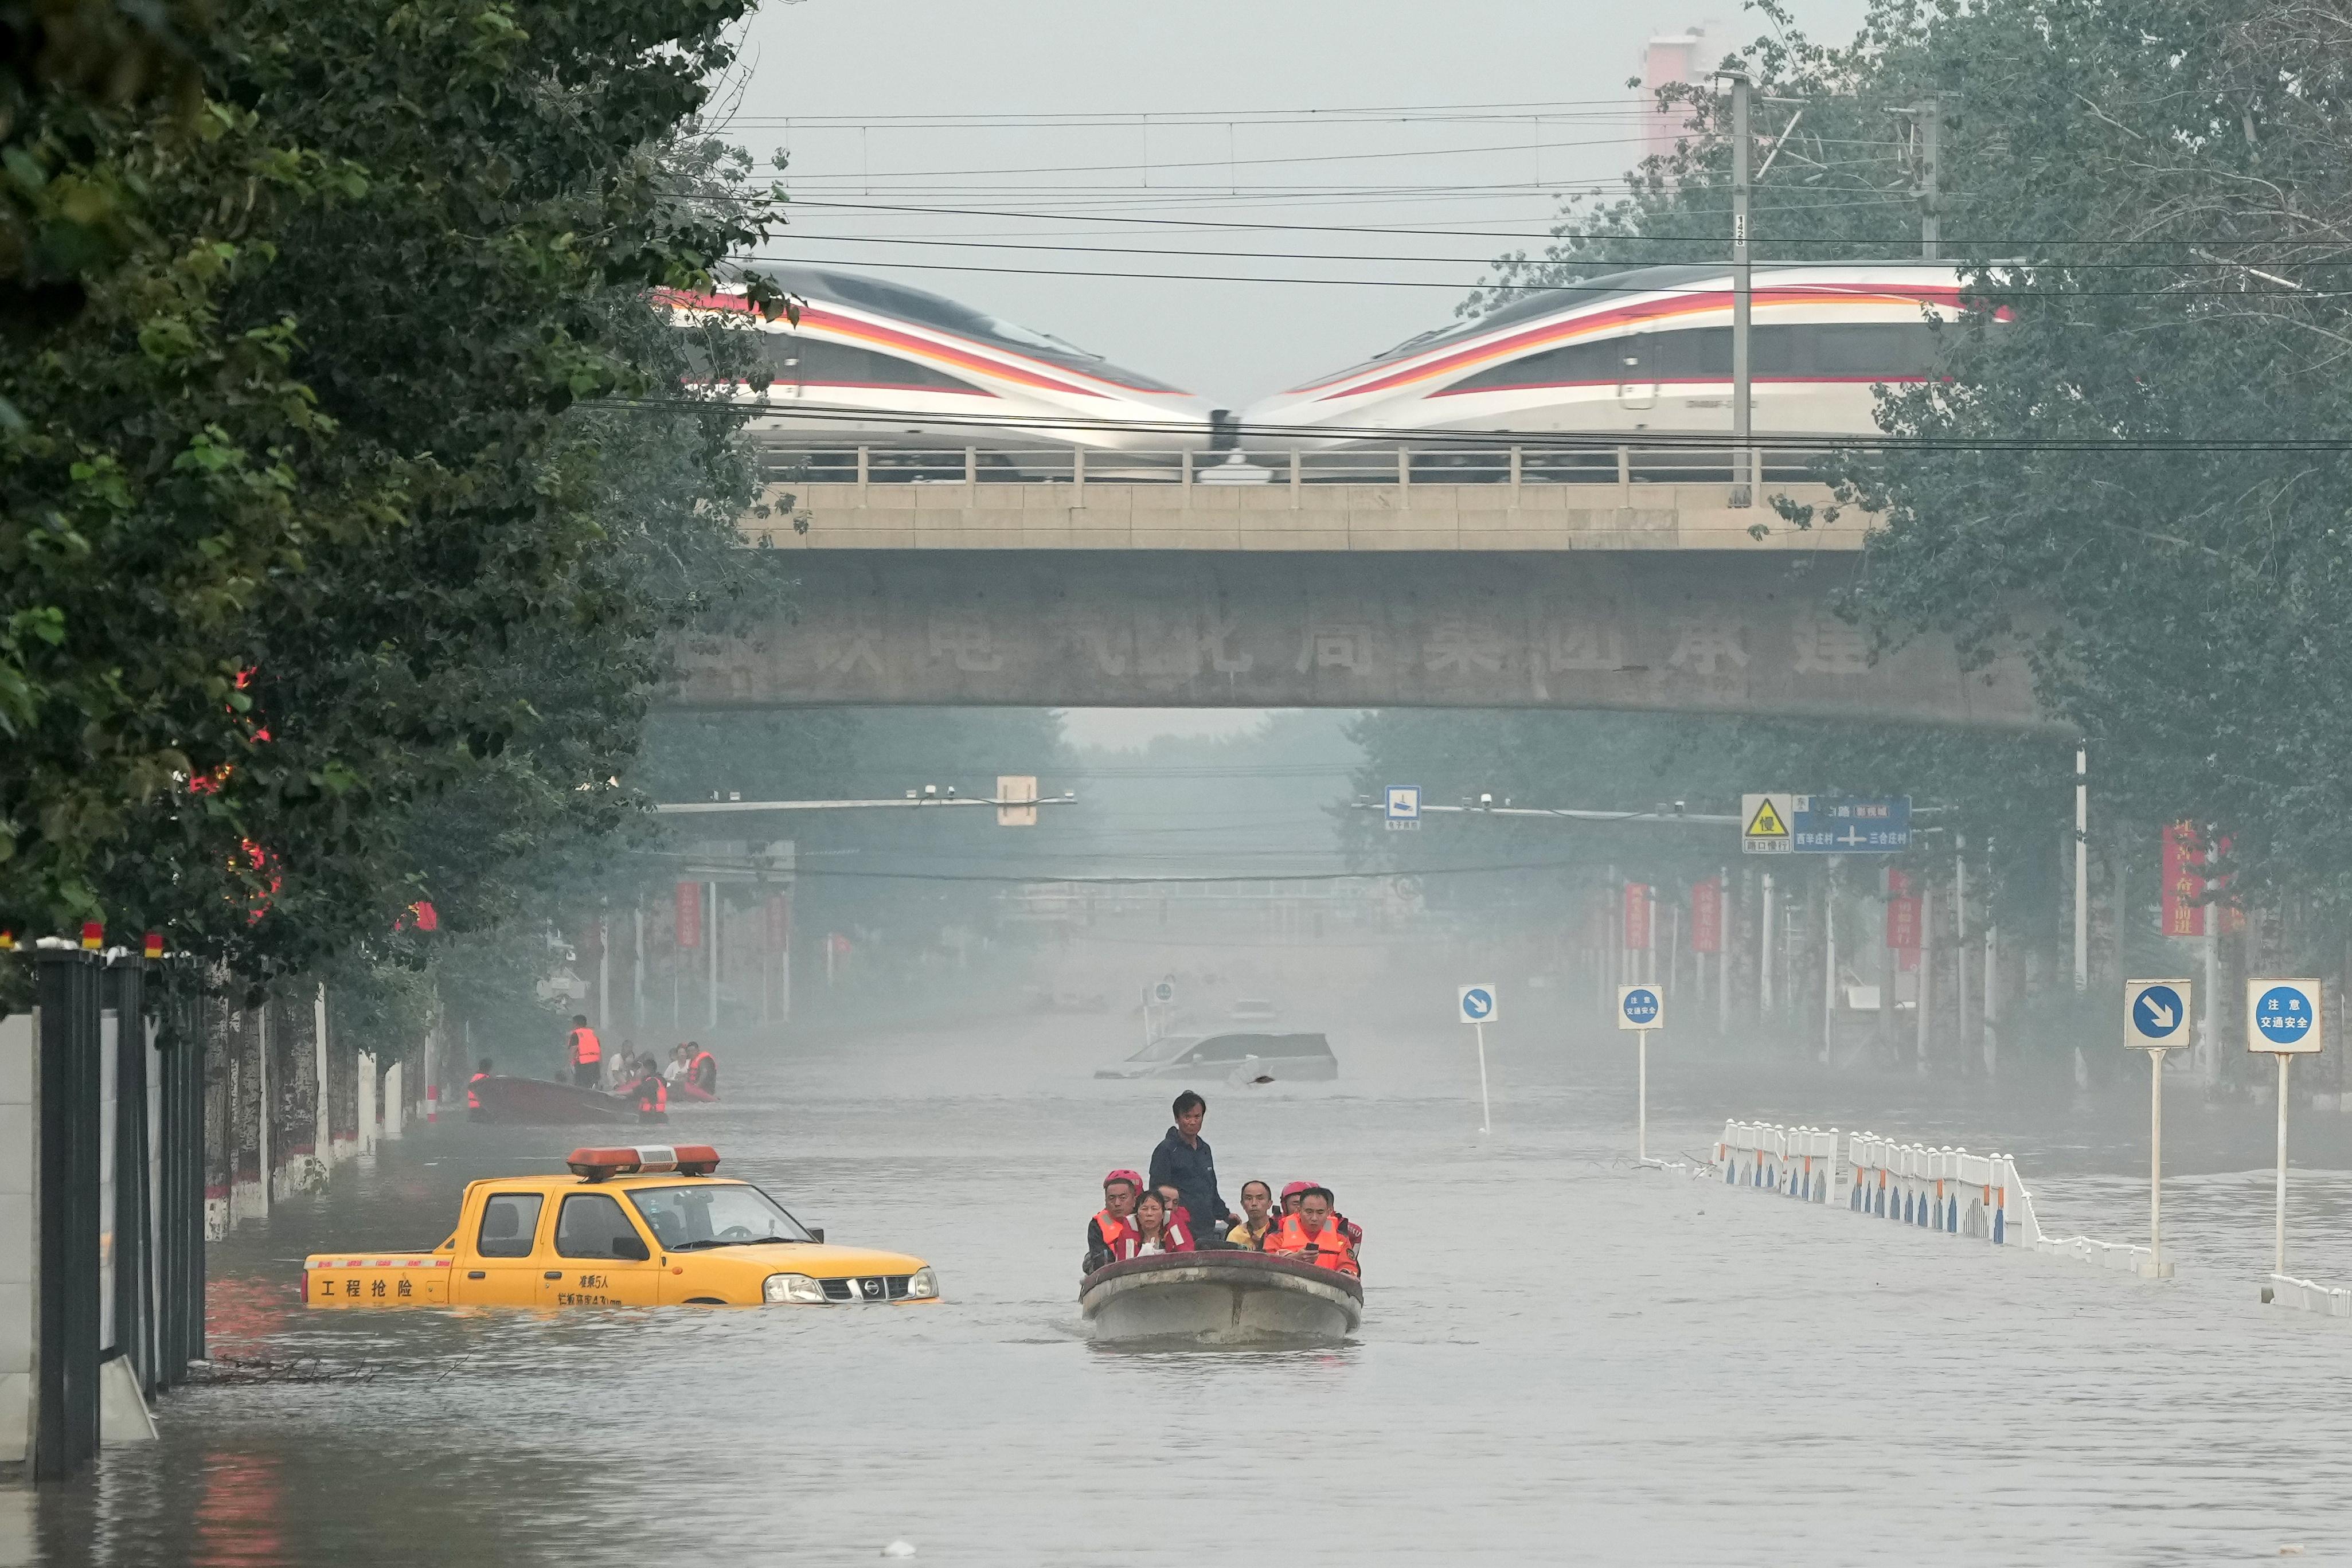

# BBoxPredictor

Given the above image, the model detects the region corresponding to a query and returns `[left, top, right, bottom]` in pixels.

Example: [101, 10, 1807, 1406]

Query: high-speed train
[1242, 263, 1984, 475]
[668, 265, 1218, 477]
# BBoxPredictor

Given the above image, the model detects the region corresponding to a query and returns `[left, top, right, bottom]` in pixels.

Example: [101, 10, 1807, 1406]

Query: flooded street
[14, 992, 2352, 1567]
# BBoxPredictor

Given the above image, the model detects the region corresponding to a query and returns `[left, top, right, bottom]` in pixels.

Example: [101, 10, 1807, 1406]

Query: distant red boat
[467, 1075, 663, 1126]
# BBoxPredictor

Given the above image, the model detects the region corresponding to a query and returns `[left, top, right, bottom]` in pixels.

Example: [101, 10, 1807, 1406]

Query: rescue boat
[1079, 1250, 1362, 1347]
[466, 1074, 659, 1126]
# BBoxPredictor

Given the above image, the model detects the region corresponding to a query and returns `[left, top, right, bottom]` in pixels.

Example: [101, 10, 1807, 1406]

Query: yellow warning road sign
[1741, 793, 1794, 854]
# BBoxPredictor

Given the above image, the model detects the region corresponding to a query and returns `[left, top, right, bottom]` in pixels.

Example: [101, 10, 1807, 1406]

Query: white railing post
[856, 444, 869, 496]
[1617, 444, 1631, 505]
[964, 446, 977, 487]
[1509, 445, 1522, 499]
[1072, 447, 1085, 505]
[1290, 449, 1302, 506]
[1182, 448, 1193, 495]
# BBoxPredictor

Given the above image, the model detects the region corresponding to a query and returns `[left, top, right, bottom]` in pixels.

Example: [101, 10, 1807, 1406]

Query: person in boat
[1264, 1186, 1358, 1276]
[662, 1044, 690, 1084]
[564, 1015, 603, 1088]
[1123, 1190, 1194, 1258]
[1150, 1184, 1200, 1252]
[1279, 1180, 1310, 1219]
[1226, 1180, 1277, 1250]
[1085, 1170, 1142, 1274]
[467, 1058, 493, 1119]
[1147, 1092, 1232, 1246]
[687, 1043, 718, 1095]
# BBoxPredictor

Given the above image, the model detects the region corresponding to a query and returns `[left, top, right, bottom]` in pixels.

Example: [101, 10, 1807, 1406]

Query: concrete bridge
[670, 470, 2046, 729]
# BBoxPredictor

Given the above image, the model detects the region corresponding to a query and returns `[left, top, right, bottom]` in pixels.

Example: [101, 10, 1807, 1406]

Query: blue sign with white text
[2255, 985, 2316, 1047]
[1622, 987, 1660, 1026]
[1791, 796, 1912, 854]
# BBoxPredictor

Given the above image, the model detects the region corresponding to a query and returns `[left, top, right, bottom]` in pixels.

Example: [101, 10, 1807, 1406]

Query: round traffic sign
[1152, 980, 1175, 1003]
[2255, 984, 2316, 1046]
[1621, 987, 1660, 1025]
[2131, 984, 2186, 1041]
[1461, 987, 1494, 1020]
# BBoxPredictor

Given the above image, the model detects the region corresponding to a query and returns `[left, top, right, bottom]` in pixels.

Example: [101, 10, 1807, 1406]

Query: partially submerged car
[1094, 1032, 1337, 1082]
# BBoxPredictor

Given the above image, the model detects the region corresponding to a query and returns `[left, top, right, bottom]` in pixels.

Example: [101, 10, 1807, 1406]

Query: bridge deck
[741, 481, 1855, 553]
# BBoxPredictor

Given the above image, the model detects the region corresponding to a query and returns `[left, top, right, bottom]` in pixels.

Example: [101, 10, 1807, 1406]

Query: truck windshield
[628, 1183, 815, 1249]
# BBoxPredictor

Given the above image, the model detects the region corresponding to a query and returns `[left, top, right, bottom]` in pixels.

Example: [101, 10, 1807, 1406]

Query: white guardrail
[1715, 1121, 2160, 1275]
[2267, 1274, 2352, 1317]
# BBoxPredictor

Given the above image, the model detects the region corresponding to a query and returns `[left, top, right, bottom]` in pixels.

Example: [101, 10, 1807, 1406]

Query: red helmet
[1280, 1180, 1312, 1199]
[1105, 1168, 1143, 1191]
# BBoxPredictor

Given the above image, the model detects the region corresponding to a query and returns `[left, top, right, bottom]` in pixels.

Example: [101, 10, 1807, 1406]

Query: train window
[759, 335, 982, 393]
[1446, 320, 1949, 393]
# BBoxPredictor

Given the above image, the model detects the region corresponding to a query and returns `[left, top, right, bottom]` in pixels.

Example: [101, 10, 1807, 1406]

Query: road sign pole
[2150, 1046, 2164, 1273]
[1637, 1033, 1648, 1163]
[1475, 1022, 1491, 1135]
[2275, 1051, 2290, 1279]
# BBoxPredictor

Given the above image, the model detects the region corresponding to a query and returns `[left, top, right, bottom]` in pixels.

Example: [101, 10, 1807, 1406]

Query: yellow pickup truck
[303, 1144, 939, 1309]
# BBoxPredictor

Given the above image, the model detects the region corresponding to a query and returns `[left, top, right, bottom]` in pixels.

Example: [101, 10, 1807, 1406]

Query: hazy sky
[727, 0, 1867, 751]
[726, 0, 1869, 408]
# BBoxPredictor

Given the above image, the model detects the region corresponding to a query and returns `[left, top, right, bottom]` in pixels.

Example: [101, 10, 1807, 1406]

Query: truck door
[539, 1192, 662, 1308]
[455, 1191, 546, 1306]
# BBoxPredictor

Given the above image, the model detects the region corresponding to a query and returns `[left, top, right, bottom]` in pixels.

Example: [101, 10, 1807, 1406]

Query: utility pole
[2075, 744, 2089, 993]
[1916, 96, 1941, 259]
[1725, 69, 1754, 507]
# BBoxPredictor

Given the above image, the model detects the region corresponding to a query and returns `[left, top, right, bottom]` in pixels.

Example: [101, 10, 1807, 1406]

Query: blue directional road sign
[1458, 984, 1497, 1025]
[1386, 785, 1422, 832]
[1790, 796, 1912, 854]
[1617, 984, 1663, 1032]
[2125, 979, 2191, 1050]
[2246, 979, 2325, 1054]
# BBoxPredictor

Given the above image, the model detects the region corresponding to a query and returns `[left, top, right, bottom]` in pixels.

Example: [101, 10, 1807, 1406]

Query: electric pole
[1916, 96, 1941, 260]
[1725, 69, 1753, 507]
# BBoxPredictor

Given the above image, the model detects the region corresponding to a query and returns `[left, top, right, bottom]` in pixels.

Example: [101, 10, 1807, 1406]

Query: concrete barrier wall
[1716, 1120, 2159, 1276]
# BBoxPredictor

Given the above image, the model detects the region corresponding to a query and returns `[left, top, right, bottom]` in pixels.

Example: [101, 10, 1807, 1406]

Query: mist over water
[19, 926, 2352, 1566]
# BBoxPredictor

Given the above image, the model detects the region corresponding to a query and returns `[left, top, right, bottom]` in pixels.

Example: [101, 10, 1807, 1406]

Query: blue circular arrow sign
[2131, 984, 2185, 1041]
[1462, 988, 1493, 1019]
[1622, 987, 1660, 1025]
[2255, 984, 2316, 1046]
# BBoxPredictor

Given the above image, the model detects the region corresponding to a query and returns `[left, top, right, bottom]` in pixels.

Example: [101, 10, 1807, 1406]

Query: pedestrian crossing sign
[1741, 793, 1794, 854]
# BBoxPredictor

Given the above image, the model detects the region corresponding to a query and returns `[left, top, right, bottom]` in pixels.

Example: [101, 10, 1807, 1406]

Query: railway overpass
[667, 456, 2045, 729]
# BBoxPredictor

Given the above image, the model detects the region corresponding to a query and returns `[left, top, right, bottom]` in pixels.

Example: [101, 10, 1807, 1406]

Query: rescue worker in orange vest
[1084, 1170, 1142, 1274]
[467, 1057, 494, 1118]
[565, 1015, 602, 1088]
[1265, 1187, 1358, 1276]
[687, 1045, 718, 1096]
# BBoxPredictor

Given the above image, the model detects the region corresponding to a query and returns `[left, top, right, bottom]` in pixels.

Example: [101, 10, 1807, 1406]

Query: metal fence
[755, 445, 1838, 488]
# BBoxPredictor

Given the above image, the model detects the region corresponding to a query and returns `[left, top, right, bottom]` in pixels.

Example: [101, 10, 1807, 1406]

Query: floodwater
[13, 995, 2352, 1567]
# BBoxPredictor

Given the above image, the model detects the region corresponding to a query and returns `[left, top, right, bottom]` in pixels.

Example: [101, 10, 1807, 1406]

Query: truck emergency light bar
[566, 1145, 721, 1180]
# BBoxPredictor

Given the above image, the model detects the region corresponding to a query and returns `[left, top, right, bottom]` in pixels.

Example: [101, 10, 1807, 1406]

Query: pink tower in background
[1639, 22, 1729, 162]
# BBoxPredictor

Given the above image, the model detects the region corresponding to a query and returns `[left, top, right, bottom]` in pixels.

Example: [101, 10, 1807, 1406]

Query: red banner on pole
[1690, 877, 1722, 954]
[2162, 824, 2205, 938]
[764, 893, 791, 954]
[1623, 883, 1652, 950]
[1886, 894, 1921, 951]
[675, 881, 702, 949]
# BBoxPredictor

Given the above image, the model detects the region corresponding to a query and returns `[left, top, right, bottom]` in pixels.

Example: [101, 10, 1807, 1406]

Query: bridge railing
[756, 445, 1841, 489]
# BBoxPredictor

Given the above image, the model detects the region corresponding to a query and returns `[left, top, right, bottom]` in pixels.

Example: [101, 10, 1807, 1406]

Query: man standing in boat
[564, 1015, 603, 1088]
[1148, 1092, 1233, 1248]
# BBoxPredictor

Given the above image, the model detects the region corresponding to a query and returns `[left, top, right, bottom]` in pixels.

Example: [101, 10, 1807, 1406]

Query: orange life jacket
[689, 1050, 716, 1085]
[568, 1026, 602, 1065]
[1093, 1209, 1131, 1255]
[1268, 1213, 1358, 1274]
[633, 1073, 666, 1114]
[467, 1072, 487, 1110]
